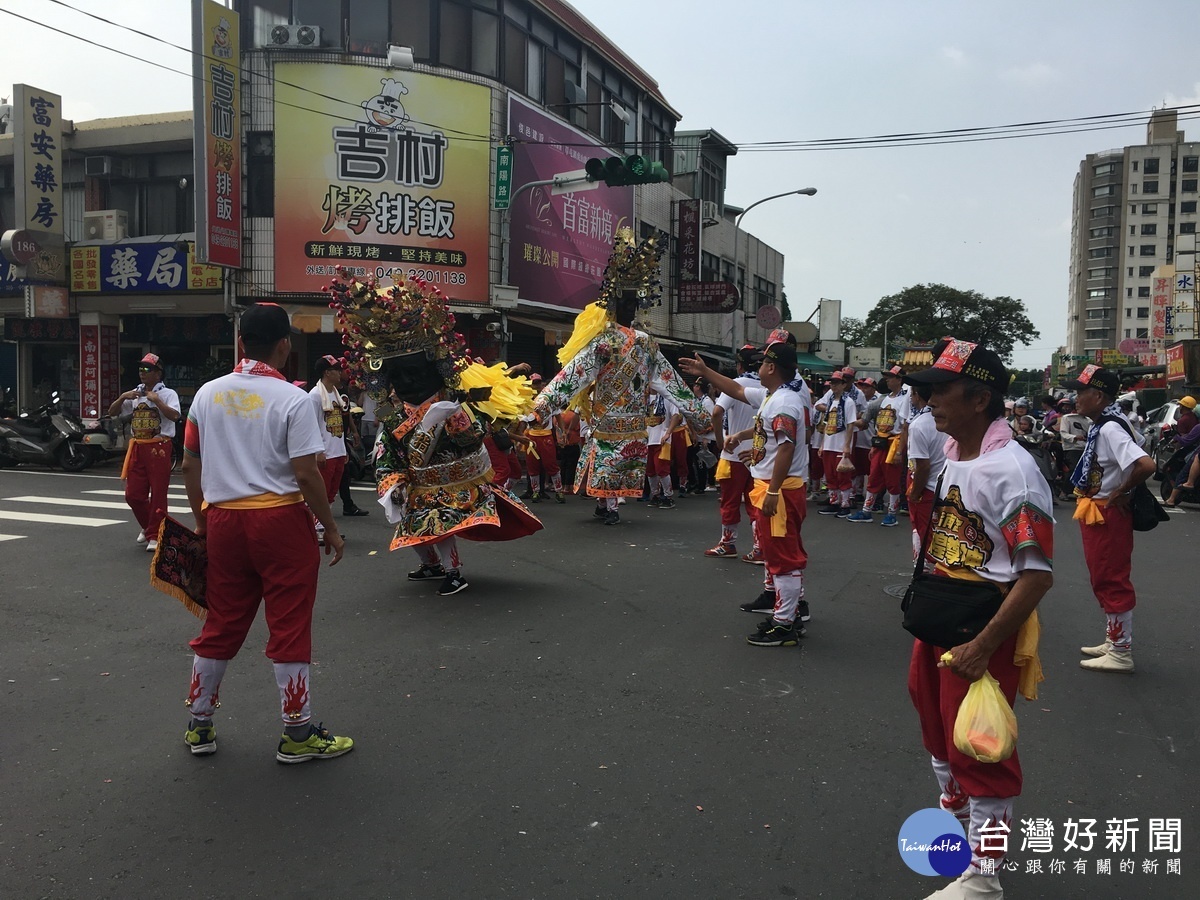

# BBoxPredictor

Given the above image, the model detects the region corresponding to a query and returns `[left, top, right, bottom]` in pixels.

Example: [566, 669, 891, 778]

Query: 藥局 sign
[12, 84, 66, 284]
[273, 64, 490, 297]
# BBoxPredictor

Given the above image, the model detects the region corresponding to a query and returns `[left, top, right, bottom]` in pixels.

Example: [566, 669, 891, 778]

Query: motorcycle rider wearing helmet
[1164, 396, 1200, 507]
[108, 353, 180, 552]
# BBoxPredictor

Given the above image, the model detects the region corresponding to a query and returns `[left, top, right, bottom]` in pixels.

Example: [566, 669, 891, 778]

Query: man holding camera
[108, 353, 180, 552]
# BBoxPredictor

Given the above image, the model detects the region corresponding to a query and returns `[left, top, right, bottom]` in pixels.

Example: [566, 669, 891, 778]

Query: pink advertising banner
[678, 198, 701, 283]
[507, 96, 634, 311]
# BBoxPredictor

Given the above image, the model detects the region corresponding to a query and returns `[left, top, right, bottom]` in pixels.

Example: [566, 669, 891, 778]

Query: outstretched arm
[678, 355, 747, 405]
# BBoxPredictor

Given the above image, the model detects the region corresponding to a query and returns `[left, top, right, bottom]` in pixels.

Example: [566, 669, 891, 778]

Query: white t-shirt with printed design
[876, 390, 911, 438]
[120, 383, 180, 440]
[906, 408, 948, 491]
[743, 385, 808, 483]
[716, 375, 760, 462]
[188, 373, 325, 504]
[925, 442, 1054, 585]
[1082, 420, 1150, 501]
[309, 383, 348, 460]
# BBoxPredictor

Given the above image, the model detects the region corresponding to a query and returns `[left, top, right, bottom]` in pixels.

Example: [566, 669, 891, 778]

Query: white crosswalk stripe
[5, 495, 192, 514]
[0, 509, 125, 527]
[85, 489, 190, 500]
[0, 534, 27, 542]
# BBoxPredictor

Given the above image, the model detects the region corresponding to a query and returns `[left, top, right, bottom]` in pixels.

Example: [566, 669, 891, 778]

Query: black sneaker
[519, 488, 533, 500]
[604, 511, 620, 525]
[648, 495, 663, 508]
[658, 497, 677, 510]
[437, 570, 469, 595]
[747, 621, 801, 646]
[342, 506, 370, 517]
[740, 590, 776, 614]
[817, 504, 841, 516]
[836, 506, 853, 518]
[408, 563, 447, 581]
[797, 600, 811, 623]
[593, 505, 608, 519]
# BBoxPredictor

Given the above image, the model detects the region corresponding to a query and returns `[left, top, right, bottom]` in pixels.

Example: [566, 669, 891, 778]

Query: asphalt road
[1, 465, 1196, 900]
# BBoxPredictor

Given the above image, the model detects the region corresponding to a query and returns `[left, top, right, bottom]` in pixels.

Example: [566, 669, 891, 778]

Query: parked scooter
[1159, 438, 1200, 505]
[80, 408, 127, 466]
[0, 391, 92, 471]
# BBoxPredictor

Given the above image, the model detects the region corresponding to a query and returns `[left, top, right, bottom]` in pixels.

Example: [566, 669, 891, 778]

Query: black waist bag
[901, 573, 1005, 650]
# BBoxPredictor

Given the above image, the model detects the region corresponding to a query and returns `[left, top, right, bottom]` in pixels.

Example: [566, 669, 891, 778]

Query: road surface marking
[0, 534, 26, 542]
[3, 496, 191, 514]
[0, 510, 124, 527]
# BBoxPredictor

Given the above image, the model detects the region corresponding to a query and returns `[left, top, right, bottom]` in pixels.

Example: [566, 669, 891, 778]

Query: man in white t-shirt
[681, 341, 810, 646]
[181, 303, 350, 764]
[1063, 365, 1155, 674]
[704, 346, 761, 559]
[848, 365, 911, 526]
[108, 352, 181, 552]
[903, 338, 1054, 899]
[309, 355, 350, 541]
[905, 382, 948, 553]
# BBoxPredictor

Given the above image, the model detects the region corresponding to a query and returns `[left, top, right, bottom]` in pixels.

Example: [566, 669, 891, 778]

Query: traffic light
[584, 155, 670, 187]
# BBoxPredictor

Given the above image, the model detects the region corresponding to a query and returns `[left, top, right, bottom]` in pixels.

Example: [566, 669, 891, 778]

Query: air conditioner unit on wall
[83, 210, 128, 241]
[701, 201, 720, 225]
[84, 156, 135, 178]
[266, 24, 323, 49]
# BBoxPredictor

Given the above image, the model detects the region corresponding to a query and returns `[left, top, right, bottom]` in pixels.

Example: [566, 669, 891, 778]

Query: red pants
[124, 438, 173, 541]
[190, 503, 320, 662]
[1079, 505, 1136, 613]
[909, 491, 935, 548]
[717, 460, 753, 525]
[867, 447, 903, 496]
[485, 436, 511, 485]
[908, 633, 1023, 798]
[320, 456, 346, 504]
[749, 486, 808, 575]
[809, 447, 823, 485]
[525, 432, 559, 477]
[647, 444, 672, 478]
[670, 431, 690, 481]
[852, 446, 870, 478]
[822, 450, 852, 492]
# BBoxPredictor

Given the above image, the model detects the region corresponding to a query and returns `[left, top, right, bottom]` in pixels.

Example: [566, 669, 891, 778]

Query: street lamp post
[731, 187, 817, 352]
[882, 308, 919, 369]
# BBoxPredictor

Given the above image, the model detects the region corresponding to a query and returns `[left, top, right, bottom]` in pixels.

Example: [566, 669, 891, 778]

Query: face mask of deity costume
[385, 352, 447, 406]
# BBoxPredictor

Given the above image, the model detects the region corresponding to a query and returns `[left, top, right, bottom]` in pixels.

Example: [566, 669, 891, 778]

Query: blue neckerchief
[1070, 401, 1125, 488]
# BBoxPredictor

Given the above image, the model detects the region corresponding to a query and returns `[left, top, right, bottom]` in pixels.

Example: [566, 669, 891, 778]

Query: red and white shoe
[741, 548, 765, 565]
[704, 542, 737, 558]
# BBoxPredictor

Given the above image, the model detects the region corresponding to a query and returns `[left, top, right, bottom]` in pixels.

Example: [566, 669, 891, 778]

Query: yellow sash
[120, 436, 170, 480]
[715, 458, 733, 480]
[212, 491, 304, 510]
[748, 476, 806, 537]
[1073, 495, 1107, 526]
[1014, 610, 1044, 701]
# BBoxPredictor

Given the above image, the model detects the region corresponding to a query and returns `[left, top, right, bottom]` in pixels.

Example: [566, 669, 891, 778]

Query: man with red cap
[814, 371, 856, 516]
[108, 352, 181, 552]
[848, 365, 910, 526]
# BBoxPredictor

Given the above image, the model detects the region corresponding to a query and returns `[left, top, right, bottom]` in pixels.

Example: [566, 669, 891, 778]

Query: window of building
[1086, 309, 1109, 319]
[1085, 328, 1109, 339]
[1091, 205, 1116, 218]
[1124, 328, 1132, 338]
[1137, 286, 1151, 298]
[1091, 226, 1114, 238]
[1181, 201, 1198, 214]
[1183, 179, 1198, 193]
[1182, 222, 1197, 234]
[1131, 161, 1139, 173]
[1126, 288, 1133, 298]
[1139, 265, 1155, 276]
[1093, 162, 1118, 176]
[1140, 245, 1157, 256]
[1131, 184, 1138, 195]
[1136, 328, 1149, 339]
[1089, 247, 1112, 259]
[1184, 156, 1199, 174]
[1129, 225, 1136, 236]
[1087, 289, 1109, 299]
[1125, 308, 1132, 318]
[1092, 185, 1116, 197]
[346, 0, 389, 54]
[1137, 306, 1150, 317]
[700, 250, 721, 283]
[1142, 223, 1157, 235]
[1088, 267, 1112, 279]
[1143, 157, 1160, 175]
[1142, 180, 1158, 194]
[388, 0, 432, 60]
[246, 132, 274, 217]
[1142, 204, 1157, 214]
[753, 275, 776, 308]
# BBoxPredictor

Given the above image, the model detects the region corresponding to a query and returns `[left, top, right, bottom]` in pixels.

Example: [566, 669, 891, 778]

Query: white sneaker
[315, 524, 325, 547]
[1080, 639, 1113, 658]
[146, 540, 158, 553]
[924, 871, 1004, 899]
[1079, 648, 1134, 673]
[136, 532, 147, 545]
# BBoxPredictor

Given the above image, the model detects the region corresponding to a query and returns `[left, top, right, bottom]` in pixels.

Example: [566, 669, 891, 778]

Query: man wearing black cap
[180, 302, 352, 764]
[1062, 364, 1154, 674]
[309, 355, 352, 537]
[902, 338, 1054, 898]
[108, 352, 181, 552]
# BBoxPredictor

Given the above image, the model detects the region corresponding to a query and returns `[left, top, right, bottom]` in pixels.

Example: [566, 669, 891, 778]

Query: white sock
[1106, 610, 1133, 651]
[273, 661, 312, 726]
[186, 655, 228, 720]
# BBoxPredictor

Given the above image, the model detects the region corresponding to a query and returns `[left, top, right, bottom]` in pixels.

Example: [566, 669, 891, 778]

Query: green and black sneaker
[276, 722, 355, 764]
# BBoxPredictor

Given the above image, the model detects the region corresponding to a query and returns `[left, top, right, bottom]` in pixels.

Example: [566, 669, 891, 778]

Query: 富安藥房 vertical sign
[192, 0, 242, 268]
[12, 84, 66, 284]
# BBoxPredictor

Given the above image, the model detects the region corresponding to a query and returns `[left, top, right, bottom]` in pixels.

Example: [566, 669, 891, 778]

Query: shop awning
[795, 351, 837, 374]
[506, 313, 576, 346]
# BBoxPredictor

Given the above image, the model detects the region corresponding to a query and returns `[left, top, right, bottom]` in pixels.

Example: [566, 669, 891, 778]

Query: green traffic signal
[584, 155, 670, 187]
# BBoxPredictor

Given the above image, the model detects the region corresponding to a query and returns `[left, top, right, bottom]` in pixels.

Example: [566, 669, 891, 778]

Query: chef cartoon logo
[361, 78, 410, 132]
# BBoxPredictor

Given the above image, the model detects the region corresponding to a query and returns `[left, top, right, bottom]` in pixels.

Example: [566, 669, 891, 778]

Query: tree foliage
[838, 316, 870, 348]
[859, 284, 1040, 363]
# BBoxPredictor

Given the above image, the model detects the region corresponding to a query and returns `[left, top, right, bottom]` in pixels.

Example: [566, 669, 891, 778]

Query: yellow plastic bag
[953, 672, 1018, 763]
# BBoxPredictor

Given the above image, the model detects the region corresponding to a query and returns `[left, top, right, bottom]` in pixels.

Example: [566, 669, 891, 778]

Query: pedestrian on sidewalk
[1064, 364, 1155, 674]
[108, 353, 180, 552]
[180, 303, 352, 764]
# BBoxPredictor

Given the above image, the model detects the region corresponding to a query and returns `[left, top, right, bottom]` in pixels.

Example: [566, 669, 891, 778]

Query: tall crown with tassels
[597, 227, 664, 313]
[326, 268, 468, 395]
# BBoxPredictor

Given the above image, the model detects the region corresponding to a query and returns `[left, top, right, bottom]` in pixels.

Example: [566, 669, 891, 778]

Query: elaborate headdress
[557, 228, 664, 365]
[327, 268, 468, 395]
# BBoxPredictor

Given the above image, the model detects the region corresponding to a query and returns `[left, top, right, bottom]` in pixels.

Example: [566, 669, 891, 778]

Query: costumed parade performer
[529, 228, 710, 525]
[328, 269, 543, 596]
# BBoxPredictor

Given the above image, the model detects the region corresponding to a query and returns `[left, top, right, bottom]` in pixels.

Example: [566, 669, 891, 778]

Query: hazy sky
[4, 0, 1200, 368]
